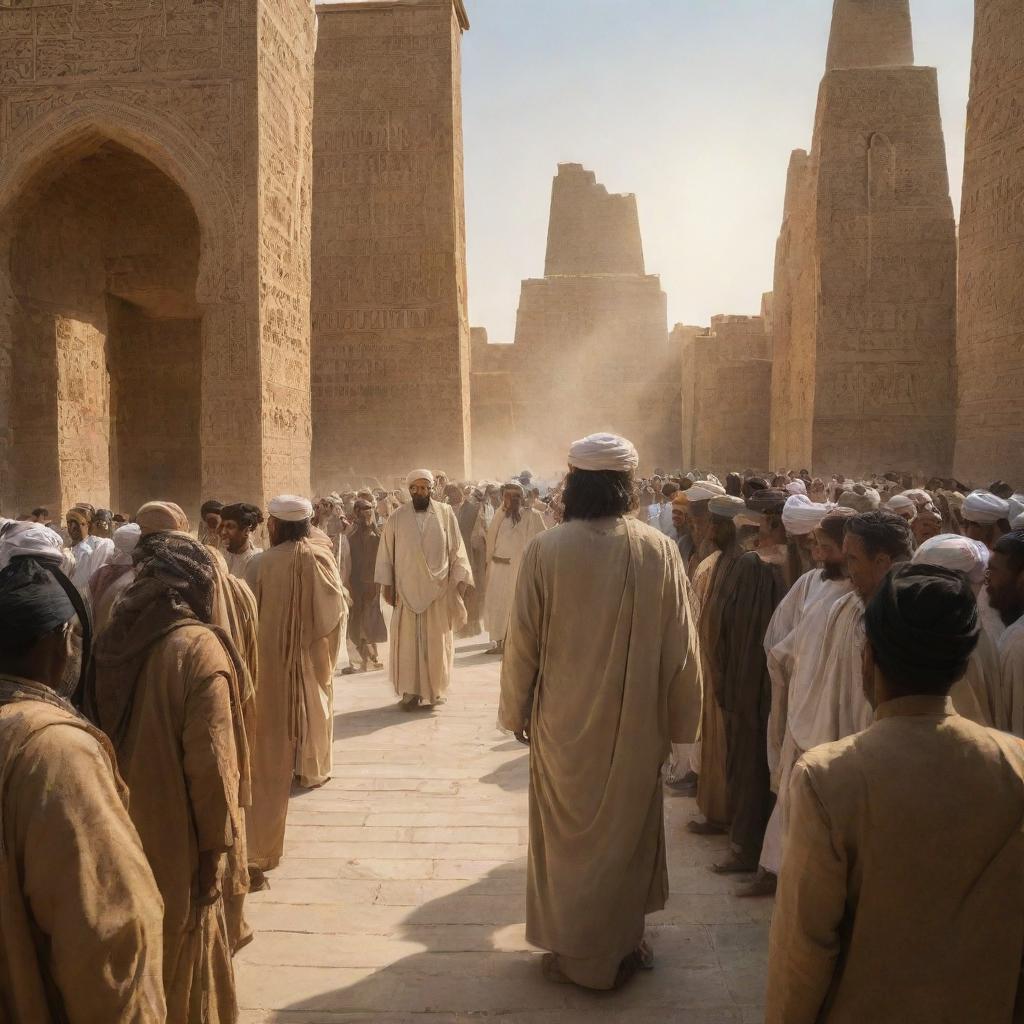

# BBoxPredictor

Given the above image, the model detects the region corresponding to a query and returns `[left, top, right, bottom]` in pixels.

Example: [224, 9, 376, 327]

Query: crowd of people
[1, 438, 1023, 1021]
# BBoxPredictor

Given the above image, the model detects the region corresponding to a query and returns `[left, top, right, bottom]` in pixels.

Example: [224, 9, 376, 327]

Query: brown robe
[767, 697, 1024, 1023]
[346, 524, 387, 649]
[499, 517, 702, 989]
[0, 679, 166, 1023]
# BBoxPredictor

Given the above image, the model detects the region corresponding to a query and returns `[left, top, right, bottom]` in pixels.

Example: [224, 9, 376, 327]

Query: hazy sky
[461, 0, 975, 341]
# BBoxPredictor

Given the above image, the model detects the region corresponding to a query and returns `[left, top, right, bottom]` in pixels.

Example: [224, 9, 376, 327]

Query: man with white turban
[90, 523, 141, 632]
[674, 480, 725, 576]
[885, 493, 917, 523]
[375, 471, 473, 710]
[962, 490, 1012, 550]
[483, 483, 547, 654]
[246, 495, 347, 884]
[499, 434, 702, 990]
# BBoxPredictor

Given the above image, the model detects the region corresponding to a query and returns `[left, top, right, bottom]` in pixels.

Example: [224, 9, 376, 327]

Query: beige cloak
[499, 517, 702, 990]
[999, 617, 1024, 737]
[482, 507, 547, 643]
[374, 501, 473, 703]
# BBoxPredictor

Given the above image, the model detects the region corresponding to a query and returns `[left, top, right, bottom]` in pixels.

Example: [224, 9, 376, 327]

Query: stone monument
[311, 0, 472, 488]
[955, 0, 1024, 485]
[769, 0, 957, 478]
[0, 0, 316, 517]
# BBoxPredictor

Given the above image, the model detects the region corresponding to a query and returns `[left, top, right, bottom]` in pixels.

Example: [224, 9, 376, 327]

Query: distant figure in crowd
[483, 482, 547, 654]
[962, 490, 1012, 550]
[989, 530, 1024, 736]
[0, 556, 166, 1022]
[453, 484, 489, 637]
[218, 502, 264, 579]
[246, 496, 346, 886]
[92, 507, 114, 539]
[66, 505, 115, 594]
[89, 521, 141, 632]
[499, 434, 702, 991]
[375, 470, 472, 710]
[199, 499, 224, 549]
[343, 499, 387, 673]
[88, 533, 245, 1023]
[766, 565, 1024, 1024]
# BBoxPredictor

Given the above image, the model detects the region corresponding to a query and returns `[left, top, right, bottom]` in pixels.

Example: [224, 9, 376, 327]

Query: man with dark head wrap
[0, 557, 165, 1021]
[767, 565, 1024, 1024]
[88, 532, 245, 1024]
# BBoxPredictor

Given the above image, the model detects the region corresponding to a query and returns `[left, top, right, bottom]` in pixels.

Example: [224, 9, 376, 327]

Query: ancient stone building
[311, 0, 471, 489]
[471, 164, 679, 479]
[769, 0, 957, 478]
[955, 0, 1024, 486]
[677, 313, 773, 475]
[0, 0, 316, 518]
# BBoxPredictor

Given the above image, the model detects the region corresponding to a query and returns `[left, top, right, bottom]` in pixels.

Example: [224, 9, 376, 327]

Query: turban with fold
[864, 564, 979, 686]
[902, 489, 934, 511]
[838, 489, 877, 513]
[674, 481, 726, 505]
[353, 499, 373, 513]
[0, 523, 65, 573]
[0, 557, 78, 651]
[111, 523, 142, 566]
[1014, 512, 1024, 531]
[1008, 494, 1024, 523]
[268, 495, 314, 522]
[912, 534, 989, 588]
[785, 479, 807, 496]
[782, 495, 834, 536]
[136, 501, 190, 536]
[567, 433, 639, 473]
[406, 469, 435, 489]
[885, 494, 917, 516]
[708, 495, 747, 519]
[746, 489, 788, 516]
[962, 490, 1010, 526]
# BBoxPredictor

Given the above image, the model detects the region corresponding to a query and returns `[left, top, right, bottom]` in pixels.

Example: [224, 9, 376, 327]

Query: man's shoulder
[1000, 617, 1024, 653]
[0, 699, 107, 778]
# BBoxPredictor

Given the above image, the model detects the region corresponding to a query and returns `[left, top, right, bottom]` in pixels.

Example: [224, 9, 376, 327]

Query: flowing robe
[456, 499, 488, 636]
[112, 626, 242, 1024]
[498, 517, 702, 990]
[1000, 617, 1024, 737]
[222, 543, 261, 580]
[70, 535, 115, 595]
[482, 508, 547, 644]
[248, 539, 347, 868]
[766, 698, 1024, 1024]
[0, 681, 166, 1024]
[374, 502, 472, 702]
[346, 524, 388, 657]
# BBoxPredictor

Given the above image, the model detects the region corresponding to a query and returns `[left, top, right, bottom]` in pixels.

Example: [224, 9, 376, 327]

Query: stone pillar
[826, 0, 913, 70]
[955, 0, 1024, 485]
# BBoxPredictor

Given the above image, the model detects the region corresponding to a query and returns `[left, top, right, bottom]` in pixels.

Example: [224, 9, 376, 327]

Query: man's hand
[514, 727, 530, 746]
[383, 585, 396, 607]
[197, 850, 223, 906]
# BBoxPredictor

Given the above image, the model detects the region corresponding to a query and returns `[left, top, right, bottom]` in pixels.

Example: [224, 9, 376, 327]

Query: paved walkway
[237, 638, 770, 1022]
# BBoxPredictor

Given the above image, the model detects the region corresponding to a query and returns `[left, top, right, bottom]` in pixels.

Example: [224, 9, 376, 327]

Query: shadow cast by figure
[479, 752, 529, 793]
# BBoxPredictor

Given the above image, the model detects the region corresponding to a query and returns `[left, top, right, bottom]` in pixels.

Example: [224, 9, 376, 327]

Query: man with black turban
[0, 557, 165, 1021]
[88, 532, 245, 1024]
[767, 565, 1024, 1024]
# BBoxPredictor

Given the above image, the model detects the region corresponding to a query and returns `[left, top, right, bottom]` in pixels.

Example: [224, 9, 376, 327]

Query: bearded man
[499, 434, 701, 991]
[0, 555, 165, 1022]
[374, 471, 473, 710]
[343, 499, 387, 673]
[246, 496, 346, 880]
[87, 533, 247, 1023]
[483, 483, 547, 654]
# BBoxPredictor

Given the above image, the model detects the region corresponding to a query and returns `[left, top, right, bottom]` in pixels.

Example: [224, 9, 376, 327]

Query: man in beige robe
[766, 565, 1024, 1023]
[89, 533, 245, 1024]
[247, 496, 347, 881]
[988, 530, 1024, 736]
[375, 470, 473, 710]
[499, 434, 702, 991]
[483, 483, 547, 653]
[0, 555, 166, 1023]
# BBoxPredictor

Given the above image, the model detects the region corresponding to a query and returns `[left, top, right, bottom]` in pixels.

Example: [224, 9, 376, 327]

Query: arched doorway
[5, 136, 202, 516]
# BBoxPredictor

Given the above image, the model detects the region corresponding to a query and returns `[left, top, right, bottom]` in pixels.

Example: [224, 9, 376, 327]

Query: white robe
[482, 508, 547, 643]
[70, 536, 115, 595]
[374, 501, 473, 702]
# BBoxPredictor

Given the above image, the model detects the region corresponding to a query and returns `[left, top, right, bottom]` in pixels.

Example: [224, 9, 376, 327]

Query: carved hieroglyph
[678, 315, 773, 475]
[471, 164, 680, 479]
[769, 1, 956, 478]
[311, 0, 472, 488]
[955, 0, 1024, 485]
[0, 0, 316, 518]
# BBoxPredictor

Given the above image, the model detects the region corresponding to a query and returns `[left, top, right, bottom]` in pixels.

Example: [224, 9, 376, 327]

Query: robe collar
[874, 695, 955, 721]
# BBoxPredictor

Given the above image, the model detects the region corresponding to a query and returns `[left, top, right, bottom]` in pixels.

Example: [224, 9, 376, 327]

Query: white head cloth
[0, 523, 65, 572]
[406, 469, 435, 489]
[962, 490, 1010, 526]
[912, 533, 990, 587]
[567, 433, 639, 473]
[1013, 511, 1024, 531]
[1008, 494, 1024, 523]
[785, 479, 807, 496]
[268, 495, 314, 522]
[112, 523, 141, 565]
[681, 481, 727, 503]
[782, 494, 834, 536]
[885, 494, 917, 515]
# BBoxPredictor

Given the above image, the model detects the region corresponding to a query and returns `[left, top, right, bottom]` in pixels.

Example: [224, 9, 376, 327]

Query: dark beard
[412, 495, 430, 512]
[821, 562, 847, 581]
[507, 503, 522, 526]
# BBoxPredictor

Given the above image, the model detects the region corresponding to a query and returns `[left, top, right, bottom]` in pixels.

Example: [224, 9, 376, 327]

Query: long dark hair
[562, 468, 637, 521]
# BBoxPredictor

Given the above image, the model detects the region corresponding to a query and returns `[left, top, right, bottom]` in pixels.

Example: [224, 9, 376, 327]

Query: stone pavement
[237, 638, 770, 1023]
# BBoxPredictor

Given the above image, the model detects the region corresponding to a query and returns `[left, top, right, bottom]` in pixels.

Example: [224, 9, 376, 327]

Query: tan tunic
[248, 539, 346, 869]
[1000, 617, 1024, 737]
[113, 626, 241, 1024]
[0, 685, 166, 1024]
[499, 517, 702, 989]
[374, 501, 473, 702]
[482, 507, 547, 643]
[767, 696, 1024, 1023]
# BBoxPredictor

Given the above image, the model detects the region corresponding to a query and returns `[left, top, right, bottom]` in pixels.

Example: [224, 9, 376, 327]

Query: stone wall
[826, 0, 913, 71]
[311, 0, 471, 489]
[955, 0, 1024, 485]
[678, 315, 772, 475]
